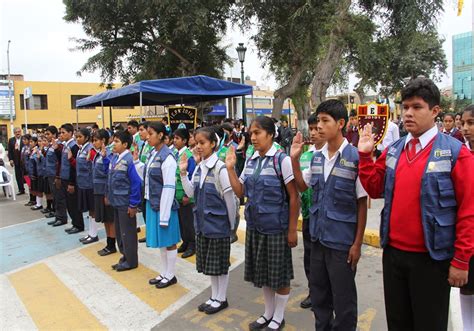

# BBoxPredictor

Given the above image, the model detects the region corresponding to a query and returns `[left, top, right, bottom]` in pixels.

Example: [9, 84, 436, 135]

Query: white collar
[178, 146, 187, 156]
[201, 153, 218, 169]
[65, 138, 75, 146]
[404, 125, 438, 149]
[250, 144, 277, 160]
[321, 138, 349, 161]
[117, 149, 130, 162]
[79, 142, 90, 152]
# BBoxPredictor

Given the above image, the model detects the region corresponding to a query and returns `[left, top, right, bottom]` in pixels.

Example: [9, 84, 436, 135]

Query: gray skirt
[196, 234, 231, 276]
[244, 228, 294, 291]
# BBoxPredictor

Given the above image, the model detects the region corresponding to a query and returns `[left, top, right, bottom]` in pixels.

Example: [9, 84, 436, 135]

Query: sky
[0, 0, 472, 92]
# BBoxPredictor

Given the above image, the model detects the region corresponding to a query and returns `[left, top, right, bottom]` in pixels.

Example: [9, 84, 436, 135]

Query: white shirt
[78, 142, 91, 154]
[15, 137, 21, 150]
[239, 144, 294, 185]
[177, 146, 187, 156]
[64, 138, 75, 150]
[302, 138, 367, 199]
[115, 149, 130, 164]
[404, 125, 438, 154]
[377, 121, 400, 151]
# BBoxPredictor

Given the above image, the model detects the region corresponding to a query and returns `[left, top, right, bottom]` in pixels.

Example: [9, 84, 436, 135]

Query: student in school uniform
[44, 126, 61, 224]
[357, 78, 473, 331]
[226, 116, 300, 331]
[92, 129, 117, 256]
[298, 113, 326, 310]
[21, 134, 35, 207]
[291, 100, 368, 331]
[108, 130, 142, 272]
[75, 128, 99, 245]
[28, 137, 44, 210]
[39, 136, 54, 217]
[136, 122, 180, 287]
[56, 124, 84, 233]
[173, 128, 197, 259]
[179, 126, 237, 314]
[442, 112, 465, 143]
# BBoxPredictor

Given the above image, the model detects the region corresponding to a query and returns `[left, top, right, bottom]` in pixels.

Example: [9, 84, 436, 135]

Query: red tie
[407, 138, 420, 161]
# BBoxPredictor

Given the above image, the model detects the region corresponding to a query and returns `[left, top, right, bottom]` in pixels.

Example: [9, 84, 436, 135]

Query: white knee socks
[159, 248, 168, 279]
[36, 196, 42, 207]
[460, 294, 473, 331]
[163, 249, 177, 281]
[208, 276, 219, 304]
[267, 293, 289, 329]
[210, 274, 229, 308]
[257, 287, 275, 323]
[88, 217, 98, 237]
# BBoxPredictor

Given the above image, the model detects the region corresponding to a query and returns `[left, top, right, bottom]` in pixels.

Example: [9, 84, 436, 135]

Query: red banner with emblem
[357, 103, 389, 146]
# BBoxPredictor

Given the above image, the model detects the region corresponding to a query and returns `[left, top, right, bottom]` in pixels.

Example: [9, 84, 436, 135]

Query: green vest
[217, 145, 229, 162]
[245, 142, 283, 159]
[175, 148, 194, 204]
[139, 142, 153, 163]
[300, 149, 314, 221]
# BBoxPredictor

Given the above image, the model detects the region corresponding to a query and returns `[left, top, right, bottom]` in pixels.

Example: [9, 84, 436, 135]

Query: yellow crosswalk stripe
[8, 263, 106, 330]
[80, 243, 188, 313]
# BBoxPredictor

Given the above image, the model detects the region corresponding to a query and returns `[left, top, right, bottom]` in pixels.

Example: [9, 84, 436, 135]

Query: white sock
[160, 248, 168, 279]
[163, 249, 177, 281]
[88, 217, 98, 237]
[460, 294, 474, 331]
[210, 274, 229, 307]
[36, 196, 42, 207]
[257, 287, 275, 324]
[267, 293, 289, 329]
[208, 276, 219, 305]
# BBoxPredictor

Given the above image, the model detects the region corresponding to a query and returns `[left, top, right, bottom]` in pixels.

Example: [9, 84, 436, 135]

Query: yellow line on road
[80, 243, 188, 313]
[8, 263, 106, 330]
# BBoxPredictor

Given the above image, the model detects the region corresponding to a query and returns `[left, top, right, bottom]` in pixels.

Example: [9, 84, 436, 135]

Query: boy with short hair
[298, 113, 326, 309]
[108, 131, 142, 272]
[291, 99, 368, 330]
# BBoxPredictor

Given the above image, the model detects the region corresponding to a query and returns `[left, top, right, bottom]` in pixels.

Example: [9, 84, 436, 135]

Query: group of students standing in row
[8, 76, 474, 331]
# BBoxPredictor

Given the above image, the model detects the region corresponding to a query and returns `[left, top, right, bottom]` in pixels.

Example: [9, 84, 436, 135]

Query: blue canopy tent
[76, 75, 254, 127]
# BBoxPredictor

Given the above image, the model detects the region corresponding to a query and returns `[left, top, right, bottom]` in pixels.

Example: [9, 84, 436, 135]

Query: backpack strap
[212, 161, 226, 199]
[272, 151, 289, 202]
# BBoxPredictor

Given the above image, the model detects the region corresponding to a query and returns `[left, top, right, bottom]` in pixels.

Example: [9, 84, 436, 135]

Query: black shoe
[136, 227, 141, 233]
[198, 299, 215, 312]
[17, 191, 25, 196]
[231, 235, 238, 244]
[204, 300, 228, 315]
[82, 236, 98, 245]
[155, 276, 177, 289]
[177, 244, 188, 253]
[181, 248, 195, 259]
[116, 264, 137, 272]
[138, 237, 146, 243]
[47, 219, 57, 225]
[97, 247, 117, 256]
[31, 205, 43, 211]
[111, 263, 119, 270]
[66, 227, 83, 234]
[249, 315, 272, 330]
[79, 235, 91, 242]
[41, 208, 51, 214]
[52, 220, 67, 227]
[24, 201, 35, 206]
[300, 294, 312, 309]
[148, 276, 163, 285]
[65, 226, 74, 232]
[45, 212, 55, 218]
[265, 319, 285, 330]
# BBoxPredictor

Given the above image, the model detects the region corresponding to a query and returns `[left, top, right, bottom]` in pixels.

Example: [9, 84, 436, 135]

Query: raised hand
[67, 149, 73, 160]
[179, 152, 189, 174]
[358, 123, 375, 153]
[101, 145, 107, 157]
[52, 139, 58, 149]
[132, 145, 139, 161]
[225, 146, 237, 170]
[290, 131, 304, 159]
[191, 148, 201, 164]
[237, 135, 246, 151]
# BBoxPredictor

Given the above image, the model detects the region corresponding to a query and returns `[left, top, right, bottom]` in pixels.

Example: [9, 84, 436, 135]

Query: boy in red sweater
[358, 77, 473, 331]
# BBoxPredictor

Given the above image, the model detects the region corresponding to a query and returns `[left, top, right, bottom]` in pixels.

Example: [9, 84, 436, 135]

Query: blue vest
[309, 144, 359, 251]
[243, 152, 289, 234]
[37, 150, 45, 177]
[93, 150, 111, 195]
[381, 133, 462, 261]
[21, 147, 30, 175]
[28, 151, 38, 177]
[45, 143, 59, 177]
[193, 160, 230, 238]
[76, 143, 93, 190]
[144, 145, 178, 212]
[60, 140, 77, 181]
[107, 151, 133, 207]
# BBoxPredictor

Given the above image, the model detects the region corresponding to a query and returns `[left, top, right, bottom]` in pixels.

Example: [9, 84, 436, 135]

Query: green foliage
[63, 0, 232, 84]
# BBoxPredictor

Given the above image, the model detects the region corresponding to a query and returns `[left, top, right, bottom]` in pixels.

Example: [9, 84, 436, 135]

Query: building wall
[452, 31, 474, 101]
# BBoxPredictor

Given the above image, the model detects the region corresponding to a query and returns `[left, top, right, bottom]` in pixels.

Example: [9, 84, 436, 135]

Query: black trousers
[14, 165, 24, 193]
[114, 206, 138, 268]
[310, 241, 357, 331]
[178, 203, 195, 249]
[302, 218, 311, 289]
[61, 181, 84, 230]
[47, 176, 57, 212]
[383, 246, 451, 331]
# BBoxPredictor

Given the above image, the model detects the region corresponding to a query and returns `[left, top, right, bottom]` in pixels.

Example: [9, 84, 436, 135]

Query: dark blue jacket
[107, 151, 142, 208]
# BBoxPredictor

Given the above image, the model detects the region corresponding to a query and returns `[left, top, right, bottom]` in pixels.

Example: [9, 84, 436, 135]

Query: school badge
[357, 102, 389, 146]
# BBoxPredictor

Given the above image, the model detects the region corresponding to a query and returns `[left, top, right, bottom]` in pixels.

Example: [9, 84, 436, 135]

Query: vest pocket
[437, 178, 457, 208]
[262, 178, 283, 203]
[433, 215, 455, 250]
[323, 209, 357, 245]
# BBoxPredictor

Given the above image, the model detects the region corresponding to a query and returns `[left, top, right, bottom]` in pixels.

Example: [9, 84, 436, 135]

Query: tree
[63, 0, 232, 84]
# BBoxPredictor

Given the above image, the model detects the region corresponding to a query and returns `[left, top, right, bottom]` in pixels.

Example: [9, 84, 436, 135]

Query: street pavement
[0, 184, 462, 330]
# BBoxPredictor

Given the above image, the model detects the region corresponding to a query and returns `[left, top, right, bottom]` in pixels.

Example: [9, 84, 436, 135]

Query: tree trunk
[293, 97, 311, 138]
[354, 83, 366, 105]
[272, 66, 305, 120]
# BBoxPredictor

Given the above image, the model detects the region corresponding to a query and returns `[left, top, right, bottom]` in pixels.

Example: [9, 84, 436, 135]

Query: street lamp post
[236, 43, 247, 126]
[7, 40, 14, 137]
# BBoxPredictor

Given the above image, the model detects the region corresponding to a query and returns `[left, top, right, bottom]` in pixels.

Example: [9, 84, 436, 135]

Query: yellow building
[0, 76, 142, 144]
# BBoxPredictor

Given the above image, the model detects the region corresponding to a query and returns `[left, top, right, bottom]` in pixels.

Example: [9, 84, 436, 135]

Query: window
[71, 95, 94, 109]
[112, 106, 134, 109]
[19, 94, 48, 110]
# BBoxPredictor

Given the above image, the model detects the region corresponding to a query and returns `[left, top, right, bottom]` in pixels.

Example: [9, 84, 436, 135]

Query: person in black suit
[7, 127, 25, 195]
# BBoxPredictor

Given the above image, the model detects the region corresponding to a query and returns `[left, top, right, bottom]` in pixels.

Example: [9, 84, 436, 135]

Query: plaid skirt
[196, 234, 231, 276]
[244, 228, 294, 291]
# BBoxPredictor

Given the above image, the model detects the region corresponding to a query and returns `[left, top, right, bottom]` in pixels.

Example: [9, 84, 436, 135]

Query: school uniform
[93, 148, 113, 223]
[358, 125, 474, 331]
[46, 140, 63, 223]
[59, 138, 84, 231]
[76, 142, 95, 213]
[107, 149, 142, 270]
[175, 146, 196, 253]
[443, 127, 465, 143]
[239, 145, 294, 290]
[28, 148, 40, 192]
[137, 140, 153, 225]
[40, 147, 51, 195]
[20, 145, 32, 190]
